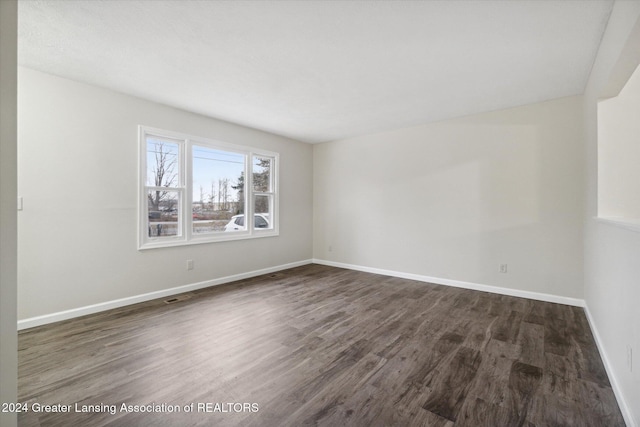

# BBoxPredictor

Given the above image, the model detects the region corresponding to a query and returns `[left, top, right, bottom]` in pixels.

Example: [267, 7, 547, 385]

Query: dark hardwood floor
[17, 264, 624, 426]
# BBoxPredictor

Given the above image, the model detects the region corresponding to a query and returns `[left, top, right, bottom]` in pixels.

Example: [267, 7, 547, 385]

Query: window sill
[139, 230, 279, 250]
[595, 216, 640, 233]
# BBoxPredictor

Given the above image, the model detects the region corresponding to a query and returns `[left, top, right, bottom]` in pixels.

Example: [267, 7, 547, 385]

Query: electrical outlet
[328, 245, 333, 252]
[628, 345, 633, 372]
[499, 264, 508, 273]
[186, 260, 194, 270]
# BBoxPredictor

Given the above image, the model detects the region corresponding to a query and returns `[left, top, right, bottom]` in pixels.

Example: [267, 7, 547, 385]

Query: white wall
[314, 96, 584, 299]
[598, 64, 640, 220]
[584, 2, 640, 425]
[0, 1, 18, 426]
[17, 67, 313, 321]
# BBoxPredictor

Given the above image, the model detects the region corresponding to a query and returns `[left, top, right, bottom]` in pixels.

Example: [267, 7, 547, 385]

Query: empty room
[1, 0, 640, 426]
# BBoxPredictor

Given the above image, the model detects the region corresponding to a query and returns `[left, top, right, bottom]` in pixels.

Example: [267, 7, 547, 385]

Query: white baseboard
[312, 258, 585, 307]
[17, 259, 313, 331]
[19, 258, 584, 329]
[18, 258, 632, 424]
[583, 304, 637, 427]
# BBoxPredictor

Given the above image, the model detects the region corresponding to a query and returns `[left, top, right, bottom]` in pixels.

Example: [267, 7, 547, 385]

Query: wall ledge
[596, 216, 640, 233]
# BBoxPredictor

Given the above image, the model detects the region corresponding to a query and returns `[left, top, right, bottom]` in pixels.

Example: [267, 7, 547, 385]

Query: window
[139, 126, 278, 249]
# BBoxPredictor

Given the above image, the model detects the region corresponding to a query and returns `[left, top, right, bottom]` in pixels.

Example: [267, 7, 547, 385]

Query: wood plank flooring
[17, 264, 625, 426]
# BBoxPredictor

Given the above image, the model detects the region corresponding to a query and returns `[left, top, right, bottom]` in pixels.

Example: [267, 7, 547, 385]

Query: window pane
[192, 145, 246, 234]
[193, 204, 247, 234]
[254, 195, 273, 230]
[255, 215, 268, 228]
[147, 190, 180, 237]
[253, 156, 272, 192]
[146, 138, 179, 187]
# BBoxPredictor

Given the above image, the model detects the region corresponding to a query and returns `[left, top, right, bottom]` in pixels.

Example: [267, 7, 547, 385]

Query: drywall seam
[584, 303, 636, 427]
[17, 259, 313, 330]
[313, 259, 585, 307]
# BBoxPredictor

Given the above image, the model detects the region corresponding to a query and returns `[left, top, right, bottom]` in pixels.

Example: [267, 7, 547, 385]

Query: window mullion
[185, 141, 193, 241]
[246, 153, 254, 234]
[145, 186, 182, 192]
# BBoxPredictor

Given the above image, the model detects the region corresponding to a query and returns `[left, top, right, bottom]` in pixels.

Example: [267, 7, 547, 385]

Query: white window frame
[138, 126, 279, 250]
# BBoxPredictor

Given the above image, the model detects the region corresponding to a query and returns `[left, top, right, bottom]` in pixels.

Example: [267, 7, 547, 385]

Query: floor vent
[164, 294, 191, 304]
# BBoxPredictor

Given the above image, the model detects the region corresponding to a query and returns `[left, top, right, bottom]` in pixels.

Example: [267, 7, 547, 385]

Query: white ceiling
[18, 0, 614, 144]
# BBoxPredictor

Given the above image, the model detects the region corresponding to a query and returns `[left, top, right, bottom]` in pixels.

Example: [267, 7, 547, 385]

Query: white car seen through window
[224, 214, 270, 232]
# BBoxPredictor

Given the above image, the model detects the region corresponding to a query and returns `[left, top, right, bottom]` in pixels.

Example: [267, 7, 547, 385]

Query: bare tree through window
[147, 141, 178, 212]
